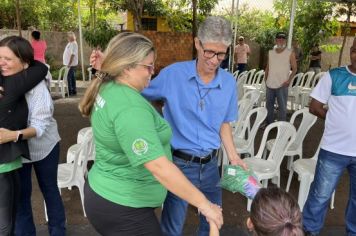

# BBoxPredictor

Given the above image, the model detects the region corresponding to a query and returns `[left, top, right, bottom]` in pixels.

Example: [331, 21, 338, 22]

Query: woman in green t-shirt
[79, 32, 223, 235]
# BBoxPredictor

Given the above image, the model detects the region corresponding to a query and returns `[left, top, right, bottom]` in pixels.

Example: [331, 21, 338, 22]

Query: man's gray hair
[197, 16, 232, 46]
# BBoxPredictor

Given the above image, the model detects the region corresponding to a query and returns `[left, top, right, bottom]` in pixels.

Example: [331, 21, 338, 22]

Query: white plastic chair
[233, 98, 254, 135]
[50, 66, 69, 98]
[244, 121, 296, 211]
[57, 128, 92, 217]
[299, 72, 325, 108]
[263, 108, 317, 170]
[288, 72, 304, 110]
[236, 72, 248, 100]
[286, 141, 336, 211]
[243, 70, 264, 94]
[243, 69, 257, 87]
[233, 107, 267, 157]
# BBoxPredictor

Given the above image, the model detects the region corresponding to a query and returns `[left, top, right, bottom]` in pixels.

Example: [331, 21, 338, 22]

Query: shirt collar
[188, 60, 223, 89]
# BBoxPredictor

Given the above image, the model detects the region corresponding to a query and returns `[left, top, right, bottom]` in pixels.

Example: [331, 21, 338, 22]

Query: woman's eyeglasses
[199, 40, 227, 60]
[136, 63, 155, 74]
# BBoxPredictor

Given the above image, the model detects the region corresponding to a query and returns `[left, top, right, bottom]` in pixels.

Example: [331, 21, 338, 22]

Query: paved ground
[30, 81, 349, 235]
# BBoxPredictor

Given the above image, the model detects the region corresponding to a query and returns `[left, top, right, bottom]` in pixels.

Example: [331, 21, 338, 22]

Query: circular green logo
[132, 138, 148, 155]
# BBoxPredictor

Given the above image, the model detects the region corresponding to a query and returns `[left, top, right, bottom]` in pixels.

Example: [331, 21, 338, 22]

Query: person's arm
[209, 221, 220, 236]
[309, 98, 327, 120]
[220, 122, 247, 169]
[144, 157, 223, 229]
[246, 45, 250, 57]
[264, 58, 269, 81]
[283, 51, 297, 87]
[0, 127, 36, 144]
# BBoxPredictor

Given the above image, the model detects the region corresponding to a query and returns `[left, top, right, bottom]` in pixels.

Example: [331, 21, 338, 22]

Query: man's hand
[229, 154, 248, 170]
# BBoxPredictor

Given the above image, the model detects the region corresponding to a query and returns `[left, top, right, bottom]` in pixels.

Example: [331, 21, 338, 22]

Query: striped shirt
[24, 80, 61, 163]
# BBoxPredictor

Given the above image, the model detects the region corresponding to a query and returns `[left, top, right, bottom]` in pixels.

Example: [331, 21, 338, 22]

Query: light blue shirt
[142, 60, 238, 156]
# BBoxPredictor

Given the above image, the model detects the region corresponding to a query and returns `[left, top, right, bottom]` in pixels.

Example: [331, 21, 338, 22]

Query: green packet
[220, 165, 261, 199]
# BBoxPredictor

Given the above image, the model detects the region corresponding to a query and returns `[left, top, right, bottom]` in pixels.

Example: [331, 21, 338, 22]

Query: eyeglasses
[136, 63, 155, 74]
[199, 40, 227, 60]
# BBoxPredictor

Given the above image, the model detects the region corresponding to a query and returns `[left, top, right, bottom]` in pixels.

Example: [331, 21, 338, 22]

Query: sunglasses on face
[136, 63, 155, 74]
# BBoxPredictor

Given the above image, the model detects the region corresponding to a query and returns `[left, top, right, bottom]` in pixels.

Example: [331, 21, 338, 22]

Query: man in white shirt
[63, 31, 78, 96]
[303, 37, 356, 236]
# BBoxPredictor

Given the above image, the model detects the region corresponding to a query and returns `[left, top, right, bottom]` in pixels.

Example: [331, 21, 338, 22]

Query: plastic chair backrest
[251, 70, 264, 85]
[300, 71, 315, 88]
[255, 121, 296, 169]
[237, 70, 248, 80]
[237, 107, 267, 142]
[58, 66, 69, 82]
[233, 70, 239, 80]
[310, 72, 325, 89]
[289, 108, 317, 150]
[66, 129, 92, 183]
[289, 72, 304, 90]
[244, 69, 257, 85]
[242, 90, 260, 106]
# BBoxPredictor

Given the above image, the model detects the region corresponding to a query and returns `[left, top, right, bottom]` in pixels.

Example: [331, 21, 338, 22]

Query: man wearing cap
[234, 36, 250, 73]
[264, 32, 297, 125]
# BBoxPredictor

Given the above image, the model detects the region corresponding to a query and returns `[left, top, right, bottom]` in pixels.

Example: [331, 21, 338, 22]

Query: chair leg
[78, 183, 87, 217]
[330, 190, 335, 209]
[287, 155, 294, 171]
[298, 174, 312, 211]
[286, 169, 294, 192]
[247, 198, 252, 212]
[44, 200, 48, 222]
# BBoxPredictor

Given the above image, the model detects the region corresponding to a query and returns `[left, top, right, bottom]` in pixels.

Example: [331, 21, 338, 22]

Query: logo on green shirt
[132, 138, 148, 155]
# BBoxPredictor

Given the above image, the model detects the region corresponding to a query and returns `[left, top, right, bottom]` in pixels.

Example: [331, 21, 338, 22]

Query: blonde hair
[79, 32, 155, 117]
[250, 187, 303, 236]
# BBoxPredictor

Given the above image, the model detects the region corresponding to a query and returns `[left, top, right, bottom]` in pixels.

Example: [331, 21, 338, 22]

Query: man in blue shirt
[142, 16, 247, 236]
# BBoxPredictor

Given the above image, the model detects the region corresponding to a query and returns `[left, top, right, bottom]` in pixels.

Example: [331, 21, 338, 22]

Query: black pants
[84, 182, 162, 236]
[0, 169, 20, 236]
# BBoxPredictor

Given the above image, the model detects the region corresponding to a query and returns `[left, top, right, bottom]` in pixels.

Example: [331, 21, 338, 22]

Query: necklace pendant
[199, 99, 204, 111]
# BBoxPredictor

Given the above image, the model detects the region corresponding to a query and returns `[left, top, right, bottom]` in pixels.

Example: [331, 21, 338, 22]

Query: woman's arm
[144, 157, 223, 229]
[0, 127, 36, 144]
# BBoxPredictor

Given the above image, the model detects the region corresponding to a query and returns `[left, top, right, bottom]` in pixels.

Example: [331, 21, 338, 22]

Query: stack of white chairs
[244, 121, 296, 211]
[50, 66, 69, 98]
[44, 128, 93, 220]
[243, 69, 257, 87]
[236, 72, 248, 101]
[263, 108, 317, 170]
[286, 141, 336, 211]
[293, 71, 315, 110]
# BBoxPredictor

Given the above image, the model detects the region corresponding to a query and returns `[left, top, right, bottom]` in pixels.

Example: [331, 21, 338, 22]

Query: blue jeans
[303, 149, 356, 235]
[67, 66, 77, 95]
[266, 86, 288, 124]
[237, 63, 247, 73]
[160, 155, 221, 236]
[15, 143, 66, 236]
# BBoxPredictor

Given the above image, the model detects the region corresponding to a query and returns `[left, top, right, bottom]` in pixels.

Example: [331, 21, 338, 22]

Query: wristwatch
[14, 130, 23, 142]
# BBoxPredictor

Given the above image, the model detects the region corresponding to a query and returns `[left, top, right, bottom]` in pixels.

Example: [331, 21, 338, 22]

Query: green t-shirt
[89, 81, 172, 208]
[0, 157, 22, 173]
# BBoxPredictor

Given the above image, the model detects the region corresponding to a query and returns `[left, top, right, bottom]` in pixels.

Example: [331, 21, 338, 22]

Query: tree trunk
[192, 0, 197, 59]
[15, 0, 22, 36]
[132, 0, 144, 31]
[338, 3, 351, 67]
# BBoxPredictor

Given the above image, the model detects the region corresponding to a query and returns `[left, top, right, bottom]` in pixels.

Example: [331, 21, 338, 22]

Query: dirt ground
[31, 87, 349, 235]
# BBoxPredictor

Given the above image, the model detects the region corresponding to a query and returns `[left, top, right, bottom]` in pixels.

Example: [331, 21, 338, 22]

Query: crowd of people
[0, 14, 355, 236]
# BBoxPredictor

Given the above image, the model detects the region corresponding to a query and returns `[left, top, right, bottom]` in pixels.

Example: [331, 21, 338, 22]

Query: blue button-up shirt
[142, 60, 238, 156]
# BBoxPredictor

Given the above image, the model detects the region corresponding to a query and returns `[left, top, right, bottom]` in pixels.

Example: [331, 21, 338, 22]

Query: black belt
[172, 149, 218, 164]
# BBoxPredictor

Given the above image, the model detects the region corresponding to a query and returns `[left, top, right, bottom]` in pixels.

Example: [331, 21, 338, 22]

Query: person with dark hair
[0, 35, 48, 235]
[308, 44, 321, 74]
[0, 36, 66, 234]
[31, 30, 47, 63]
[247, 187, 303, 236]
[81, 32, 223, 235]
[303, 37, 356, 236]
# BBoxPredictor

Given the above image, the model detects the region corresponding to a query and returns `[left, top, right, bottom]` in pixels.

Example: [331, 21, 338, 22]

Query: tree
[334, 1, 356, 66]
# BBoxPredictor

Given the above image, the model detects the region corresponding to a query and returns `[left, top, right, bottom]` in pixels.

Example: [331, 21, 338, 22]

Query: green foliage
[320, 44, 342, 53]
[83, 20, 118, 49]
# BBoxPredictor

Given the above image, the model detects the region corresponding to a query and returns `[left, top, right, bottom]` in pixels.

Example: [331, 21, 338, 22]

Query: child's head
[247, 187, 303, 236]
